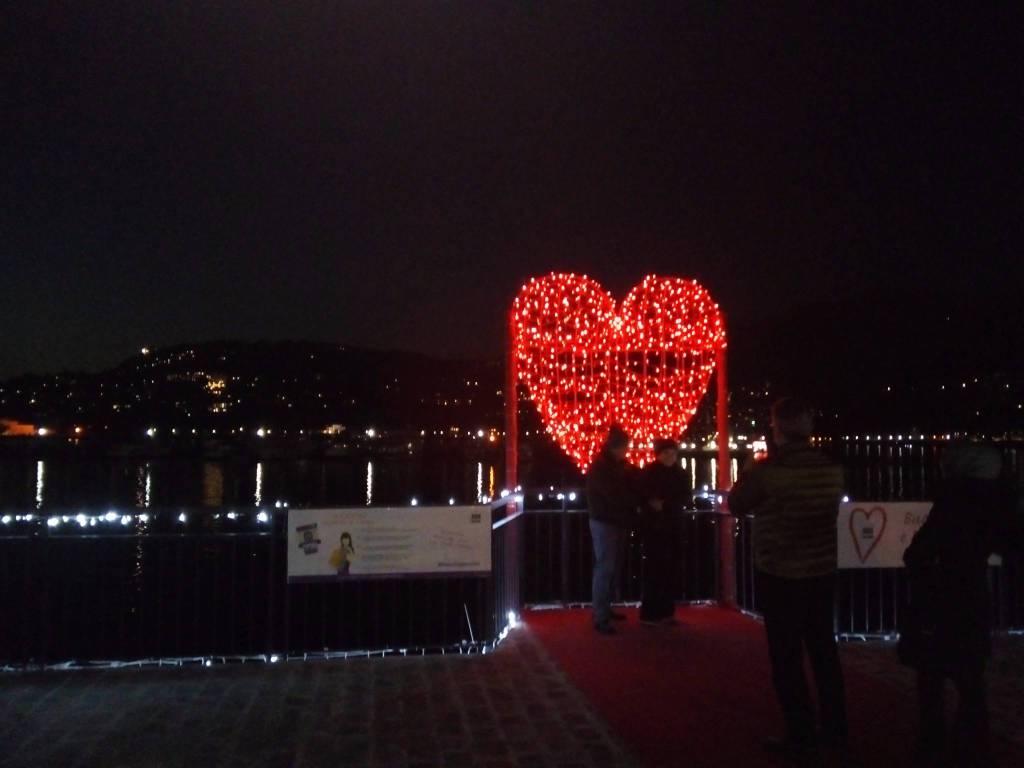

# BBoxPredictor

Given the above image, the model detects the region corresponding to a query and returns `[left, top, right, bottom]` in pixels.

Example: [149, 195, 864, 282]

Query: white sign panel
[837, 502, 932, 569]
[287, 506, 491, 582]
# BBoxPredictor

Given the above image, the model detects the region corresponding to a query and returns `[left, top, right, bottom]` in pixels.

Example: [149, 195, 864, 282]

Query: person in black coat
[586, 424, 642, 634]
[639, 438, 691, 624]
[901, 442, 1020, 767]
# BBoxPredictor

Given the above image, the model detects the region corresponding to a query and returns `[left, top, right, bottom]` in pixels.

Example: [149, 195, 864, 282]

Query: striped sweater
[728, 442, 845, 579]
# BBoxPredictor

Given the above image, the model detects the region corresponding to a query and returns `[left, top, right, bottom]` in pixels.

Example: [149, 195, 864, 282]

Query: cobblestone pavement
[840, 633, 1024, 752]
[0, 628, 638, 768]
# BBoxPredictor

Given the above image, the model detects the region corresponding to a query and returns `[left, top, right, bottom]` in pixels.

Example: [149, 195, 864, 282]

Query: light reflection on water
[254, 462, 263, 507]
[35, 460, 45, 509]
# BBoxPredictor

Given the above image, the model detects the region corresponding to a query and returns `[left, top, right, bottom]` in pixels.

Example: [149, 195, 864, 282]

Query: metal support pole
[716, 335, 737, 607]
[560, 493, 570, 604]
[505, 308, 519, 491]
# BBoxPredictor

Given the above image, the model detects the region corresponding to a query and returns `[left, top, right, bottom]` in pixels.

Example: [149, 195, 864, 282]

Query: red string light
[512, 273, 726, 472]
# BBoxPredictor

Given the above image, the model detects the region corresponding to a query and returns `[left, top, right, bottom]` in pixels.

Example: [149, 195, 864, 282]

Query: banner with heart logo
[511, 273, 725, 471]
[837, 502, 932, 568]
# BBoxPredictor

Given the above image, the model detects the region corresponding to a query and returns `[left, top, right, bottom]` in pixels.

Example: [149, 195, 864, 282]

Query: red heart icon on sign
[512, 273, 725, 471]
[848, 506, 888, 564]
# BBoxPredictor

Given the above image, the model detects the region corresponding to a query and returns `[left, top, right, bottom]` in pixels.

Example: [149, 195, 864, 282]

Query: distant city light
[37, 427, 49, 437]
[568, 492, 577, 501]
[256, 427, 267, 437]
[410, 497, 418, 506]
[145, 427, 156, 437]
[365, 427, 377, 438]
[141, 347, 151, 355]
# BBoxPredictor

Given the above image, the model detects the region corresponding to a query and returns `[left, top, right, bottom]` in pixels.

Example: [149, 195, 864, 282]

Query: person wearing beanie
[585, 424, 642, 634]
[639, 438, 690, 625]
[902, 441, 1019, 767]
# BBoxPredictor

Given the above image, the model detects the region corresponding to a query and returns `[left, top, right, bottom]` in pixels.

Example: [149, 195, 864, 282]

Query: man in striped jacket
[729, 398, 848, 765]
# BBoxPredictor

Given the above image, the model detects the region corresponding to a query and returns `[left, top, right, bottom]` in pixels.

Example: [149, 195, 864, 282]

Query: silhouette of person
[901, 441, 1019, 767]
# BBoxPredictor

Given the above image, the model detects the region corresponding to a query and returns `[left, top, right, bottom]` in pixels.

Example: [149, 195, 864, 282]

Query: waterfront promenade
[3, 606, 1022, 768]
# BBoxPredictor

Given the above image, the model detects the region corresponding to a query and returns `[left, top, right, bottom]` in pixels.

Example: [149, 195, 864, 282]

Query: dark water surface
[2, 441, 1022, 512]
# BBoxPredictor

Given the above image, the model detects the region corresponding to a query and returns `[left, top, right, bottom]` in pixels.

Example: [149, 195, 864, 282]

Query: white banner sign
[837, 502, 932, 569]
[287, 506, 491, 582]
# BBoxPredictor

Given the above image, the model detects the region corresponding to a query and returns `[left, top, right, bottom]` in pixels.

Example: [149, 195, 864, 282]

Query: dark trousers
[917, 660, 991, 766]
[757, 571, 847, 745]
[640, 522, 675, 621]
[590, 519, 624, 626]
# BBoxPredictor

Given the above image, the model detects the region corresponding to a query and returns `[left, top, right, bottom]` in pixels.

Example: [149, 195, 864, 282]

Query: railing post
[560, 494, 570, 604]
[716, 337, 737, 608]
[505, 308, 519, 491]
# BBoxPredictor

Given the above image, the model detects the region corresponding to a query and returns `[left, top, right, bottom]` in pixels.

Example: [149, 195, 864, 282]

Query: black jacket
[641, 461, 692, 526]
[902, 478, 1019, 666]
[586, 450, 641, 527]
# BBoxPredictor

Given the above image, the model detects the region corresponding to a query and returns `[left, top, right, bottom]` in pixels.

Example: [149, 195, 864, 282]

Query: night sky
[4, 4, 1021, 379]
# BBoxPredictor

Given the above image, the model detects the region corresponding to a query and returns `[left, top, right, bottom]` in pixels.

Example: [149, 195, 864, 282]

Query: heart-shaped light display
[512, 273, 726, 471]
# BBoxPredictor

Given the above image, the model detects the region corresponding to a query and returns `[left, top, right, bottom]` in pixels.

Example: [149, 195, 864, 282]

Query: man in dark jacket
[586, 424, 640, 635]
[639, 438, 690, 625]
[902, 442, 1018, 767]
[728, 398, 847, 764]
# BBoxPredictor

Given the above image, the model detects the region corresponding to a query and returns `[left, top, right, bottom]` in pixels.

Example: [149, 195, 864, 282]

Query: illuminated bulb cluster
[512, 273, 725, 471]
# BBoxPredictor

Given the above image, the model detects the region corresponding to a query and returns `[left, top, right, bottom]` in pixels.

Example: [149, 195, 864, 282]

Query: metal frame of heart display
[511, 273, 726, 472]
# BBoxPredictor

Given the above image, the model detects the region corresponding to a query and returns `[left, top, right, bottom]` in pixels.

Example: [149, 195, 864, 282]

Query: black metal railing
[520, 508, 722, 606]
[733, 513, 1024, 638]
[0, 498, 523, 668]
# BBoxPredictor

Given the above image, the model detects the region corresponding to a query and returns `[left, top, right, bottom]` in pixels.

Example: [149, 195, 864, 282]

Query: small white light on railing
[138, 513, 149, 523]
[269, 654, 280, 663]
[274, 500, 282, 509]
[410, 497, 418, 506]
[204, 660, 212, 667]
[500, 489, 510, 498]
[178, 512, 187, 523]
[717, 495, 723, 505]
[1, 515, 11, 525]
[121, 515, 132, 525]
[256, 511, 269, 523]
[104, 511, 118, 522]
[842, 495, 850, 503]
[227, 512, 238, 520]
[75, 514, 88, 527]
[449, 497, 455, 506]
[556, 493, 564, 501]
[568, 492, 577, 501]
[24, 514, 34, 521]
[47, 517, 60, 528]
[89, 518, 97, 527]
[537, 494, 544, 501]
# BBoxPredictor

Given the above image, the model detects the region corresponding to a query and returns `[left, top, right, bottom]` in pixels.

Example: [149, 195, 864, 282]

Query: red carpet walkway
[526, 605, 1023, 768]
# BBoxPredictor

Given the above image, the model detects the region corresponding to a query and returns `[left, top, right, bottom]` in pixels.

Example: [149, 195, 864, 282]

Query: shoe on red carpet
[594, 622, 616, 635]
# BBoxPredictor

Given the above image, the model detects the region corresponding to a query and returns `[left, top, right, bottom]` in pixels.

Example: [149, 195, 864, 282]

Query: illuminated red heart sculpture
[512, 273, 726, 471]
